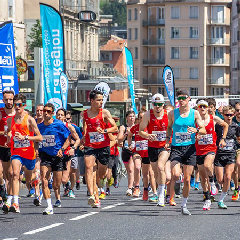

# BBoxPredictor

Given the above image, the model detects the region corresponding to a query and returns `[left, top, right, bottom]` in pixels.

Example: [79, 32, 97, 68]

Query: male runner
[81, 90, 117, 207]
[165, 89, 206, 215]
[0, 90, 15, 210]
[5, 94, 42, 213]
[139, 93, 169, 206]
[38, 103, 71, 214]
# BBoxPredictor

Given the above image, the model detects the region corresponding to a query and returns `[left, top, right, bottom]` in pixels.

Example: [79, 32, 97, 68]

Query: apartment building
[127, 0, 231, 97]
[230, 0, 240, 95]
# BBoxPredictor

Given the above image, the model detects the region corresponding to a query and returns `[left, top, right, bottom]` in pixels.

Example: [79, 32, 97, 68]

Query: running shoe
[132, 188, 140, 197]
[76, 181, 80, 190]
[33, 196, 42, 206]
[48, 180, 53, 190]
[126, 188, 133, 196]
[181, 206, 191, 215]
[142, 189, 148, 201]
[63, 188, 69, 197]
[210, 183, 218, 196]
[0, 185, 6, 200]
[232, 190, 239, 201]
[88, 194, 95, 205]
[165, 195, 170, 204]
[169, 198, 176, 206]
[2, 202, 11, 214]
[149, 194, 158, 202]
[203, 199, 211, 211]
[106, 188, 111, 196]
[0, 199, 3, 208]
[108, 177, 114, 187]
[10, 203, 20, 213]
[92, 199, 101, 208]
[218, 201, 227, 209]
[230, 180, 235, 191]
[99, 192, 106, 200]
[100, 178, 107, 188]
[114, 180, 119, 188]
[190, 176, 195, 188]
[69, 190, 76, 199]
[53, 200, 61, 208]
[43, 207, 53, 215]
[194, 182, 200, 190]
[27, 188, 35, 197]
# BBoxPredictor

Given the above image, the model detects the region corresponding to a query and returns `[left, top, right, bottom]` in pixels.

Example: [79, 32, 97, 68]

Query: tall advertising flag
[40, 4, 66, 111]
[162, 65, 175, 106]
[124, 47, 138, 114]
[0, 21, 19, 107]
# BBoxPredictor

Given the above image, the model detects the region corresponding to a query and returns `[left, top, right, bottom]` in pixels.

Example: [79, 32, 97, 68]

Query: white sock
[100, 188, 104, 193]
[13, 195, 19, 204]
[46, 198, 52, 208]
[7, 195, 13, 205]
[181, 197, 188, 207]
[219, 192, 227, 202]
[157, 184, 165, 198]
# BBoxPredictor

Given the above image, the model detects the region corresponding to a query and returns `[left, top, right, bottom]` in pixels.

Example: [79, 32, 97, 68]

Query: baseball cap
[197, 100, 208, 107]
[152, 93, 164, 103]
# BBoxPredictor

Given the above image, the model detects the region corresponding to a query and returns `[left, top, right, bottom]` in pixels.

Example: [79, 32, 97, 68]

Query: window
[189, 6, 198, 19]
[173, 68, 180, 79]
[100, 52, 112, 61]
[135, 47, 138, 59]
[158, 48, 165, 60]
[190, 47, 199, 59]
[190, 27, 199, 39]
[171, 47, 180, 59]
[171, 27, 180, 39]
[128, 9, 132, 21]
[8, 0, 14, 19]
[135, 67, 138, 79]
[190, 68, 199, 79]
[212, 87, 224, 96]
[211, 26, 224, 44]
[212, 6, 224, 23]
[212, 67, 224, 84]
[171, 6, 180, 19]
[212, 47, 224, 62]
[190, 87, 198, 96]
[157, 7, 165, 20]
[128, 28, 132, 40]
[135, 28, 138, 40]
[157, 68, 163, 84]
[134, 8, 138, 20]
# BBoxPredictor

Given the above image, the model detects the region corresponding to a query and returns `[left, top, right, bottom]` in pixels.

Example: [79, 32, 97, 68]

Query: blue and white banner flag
[60, 71, 68, 109]
[0, 21, 19, 107]
[124, 47, 138, 115]
[162, 65, 175, 106]
[94, 82, 110, 108]
[40, 4, 65, 111]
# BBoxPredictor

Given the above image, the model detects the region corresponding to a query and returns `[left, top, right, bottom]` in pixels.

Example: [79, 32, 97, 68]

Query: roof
[100, 36, 127, 52]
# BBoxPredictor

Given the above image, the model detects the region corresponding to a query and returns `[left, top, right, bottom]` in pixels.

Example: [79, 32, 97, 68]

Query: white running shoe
[43, 207, 53, 215]
[126, 188, 133, 196]
[203, 199, 211, 211]
[210, 183, 218, 196]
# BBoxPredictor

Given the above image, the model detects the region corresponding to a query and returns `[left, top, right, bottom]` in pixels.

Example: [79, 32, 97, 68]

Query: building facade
[127, 0, 231, 97]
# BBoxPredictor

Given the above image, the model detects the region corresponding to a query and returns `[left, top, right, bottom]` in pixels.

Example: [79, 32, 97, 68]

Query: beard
[5, 104, 13, 109]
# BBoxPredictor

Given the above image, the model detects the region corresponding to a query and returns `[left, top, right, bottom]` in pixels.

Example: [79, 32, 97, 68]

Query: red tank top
[110, 132, 119, 156]
[84, 109, 110, 149]
[10, 114, 36, 160]
[130, 124, 148, 158]
[195, 115, 217, 155]
[0, 108, 12, 147]
[147, 109, 168, 148]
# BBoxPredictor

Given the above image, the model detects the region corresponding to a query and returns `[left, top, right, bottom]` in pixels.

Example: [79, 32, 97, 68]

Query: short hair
[207, 98, 216, 108]
[138, 109, 146, 118]
[223, 105, 235, 114]
[36, 104, 44, 108]
[66, 111, 71, 116]
[176, 89, 189, 97]
[235, 102, 240, 108]
[56, 108, 66, 116]
[44, 103, 55, 112]
[89, 90, 103, 101]
[126, 110, 135, 118]
[3, 90, 14, 96]
[13, 93, 26, 103]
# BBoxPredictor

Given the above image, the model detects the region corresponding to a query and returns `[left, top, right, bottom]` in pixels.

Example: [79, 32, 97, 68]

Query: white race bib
[124, 140, 135, 149]
[13, 137, 30, 148]
[175, 132, 191, 144]
[198, 134, 213, 145]
[41, 135, 56, 148]
[136, 140, 148, 151]
[89, 132, 104, 143]
[152, 131, 166, 141]
[222, 139, 234, 151]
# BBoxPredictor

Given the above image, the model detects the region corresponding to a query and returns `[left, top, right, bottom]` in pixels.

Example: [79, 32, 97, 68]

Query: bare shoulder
[102, 109, 111, 117]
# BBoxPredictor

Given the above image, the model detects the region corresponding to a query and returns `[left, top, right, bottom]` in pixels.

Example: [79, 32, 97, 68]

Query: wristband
[221, 137, 226, 140]
[104, 129, 108, 133]
[72, 146, 76, 150]
[25, 135, 29, 140]
[61, 147, 65, 152]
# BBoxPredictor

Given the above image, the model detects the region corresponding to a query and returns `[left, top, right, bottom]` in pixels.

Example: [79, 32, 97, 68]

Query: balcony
[143, 58, 165, 66]
[142, 39, 165, 46]
[142, 19, 165, 27]
[127, 0, 139, 4]
[207, 38, 230, 45]
[208, 78, 229, 86]
[209, 19, 230, 26]
[143, 78, 164, 85]
[207, 58, 229, 66]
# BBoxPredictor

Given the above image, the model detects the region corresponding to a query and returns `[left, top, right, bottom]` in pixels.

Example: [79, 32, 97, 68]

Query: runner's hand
[96, 127, 104, 134]
[219, 138, 226, 148]
[68, 148, 75, 156]
[15, 132, 25, 140]
[164, 143, 171, 151]
[57, 149, 63, 158]
[187, 127, 197, 134]
[148, 134, 156, 142]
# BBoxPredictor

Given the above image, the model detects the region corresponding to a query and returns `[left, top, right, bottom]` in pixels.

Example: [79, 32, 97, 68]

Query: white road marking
[102, 202, 125, 210]
[3, 238, 18, 240]
[69, 211, 99, 221]
[23, 223, 64, 235]
[129, 197, 142, 201]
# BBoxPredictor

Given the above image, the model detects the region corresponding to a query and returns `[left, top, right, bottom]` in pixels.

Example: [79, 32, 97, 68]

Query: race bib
[124, 140, 135, 149]
[175, 132, 191, 144]
[13, 137, 30, 148]
[198, 134, 213, 145]
[152, 131, 166, 141]
[41, 135, 56, 148]
[136, 140, 148, 151]
[89, 132, 104, 143]
[222, 139, 234, 151]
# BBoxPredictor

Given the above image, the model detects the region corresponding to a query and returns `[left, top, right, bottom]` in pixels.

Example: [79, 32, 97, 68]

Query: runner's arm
[127, 131, 133, 150]
[117, 125, 125, 145]
[139, 111, 150, 139]
[68, 124, 80, 149]
[0, 111, 4, 135]
[166, 110, 174, 144]
[195, 111, 206, 135]
[57, 135, 71, 158]
[213, 116, 228, 139]
[27, 117, 43, 142]
[103, 109, 118, 133]
[109, 133, 116, 148]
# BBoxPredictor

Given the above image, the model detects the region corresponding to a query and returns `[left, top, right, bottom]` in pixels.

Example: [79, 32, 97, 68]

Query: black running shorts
[0, 147, 11, 162]
[39, 151, 64, 172]
[84, 146, 110, 166]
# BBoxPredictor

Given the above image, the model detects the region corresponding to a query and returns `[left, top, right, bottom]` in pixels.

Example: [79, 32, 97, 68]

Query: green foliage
[100, 0, 126, 27]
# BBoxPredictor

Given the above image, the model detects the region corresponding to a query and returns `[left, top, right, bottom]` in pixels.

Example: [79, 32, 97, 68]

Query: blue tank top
[172, 108, 196, 146]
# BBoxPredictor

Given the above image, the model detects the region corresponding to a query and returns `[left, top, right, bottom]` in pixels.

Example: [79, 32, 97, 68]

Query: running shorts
[84, 146, 110, 166]
[0, 147, 11, 162]
[39, 151, 64, 172]
[148, 147, 168, 163]
[196, 152, 215, 165]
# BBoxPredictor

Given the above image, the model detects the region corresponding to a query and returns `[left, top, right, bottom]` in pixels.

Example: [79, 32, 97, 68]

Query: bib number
[152, 131, 166, 141]
[124, 141, 135, 149]
[40, 135, 56, 148]
[198, 134, 213, 145]
[13, 137, 30, 148]
[89, 132, 104, 143]
[222, 139, 234, 151]
[175, 132, 191, 144]
[136, 140, 148, 151]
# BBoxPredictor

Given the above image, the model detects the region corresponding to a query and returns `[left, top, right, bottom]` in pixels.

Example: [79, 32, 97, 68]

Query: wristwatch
[104, 129, 108, 133]
[72, 146, 76, 150]
[61, 147, 65, 152]
[25, 135, 29, 140]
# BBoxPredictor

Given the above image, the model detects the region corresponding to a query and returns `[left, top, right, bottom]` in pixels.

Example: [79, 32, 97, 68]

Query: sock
[13, 195, 19, 204]
[181, 197, 188, 207]
[219, 192, 227, 202]
[209, 176, 214, 183]
[203, 191, 210, 200]
[100, 188, 104, 193]
[157, 184, 165, 198]
[7, 195, 13, 205]
[47, 198, 52, 208]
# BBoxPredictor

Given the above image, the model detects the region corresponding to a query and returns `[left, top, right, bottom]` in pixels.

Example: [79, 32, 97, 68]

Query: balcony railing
[209, 19, 230, 25]
[142, 19, 165, 27]
[208, 78, 228, 85]
[143, 58, 165, 65]
[207, 58, 229, 65]
[207, 38, 230, 45]
[143, 78, 164, 85]
[142, 39, 165, 45]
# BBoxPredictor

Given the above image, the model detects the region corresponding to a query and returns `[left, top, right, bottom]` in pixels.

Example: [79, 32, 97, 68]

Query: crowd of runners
[0, 88, 240, 216]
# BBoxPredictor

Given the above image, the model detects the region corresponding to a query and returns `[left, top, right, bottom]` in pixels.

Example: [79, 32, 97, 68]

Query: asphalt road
[1, 178, 240, 240]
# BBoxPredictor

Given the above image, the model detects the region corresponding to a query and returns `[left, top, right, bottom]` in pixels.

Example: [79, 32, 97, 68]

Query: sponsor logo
[0, 44, 14, 68]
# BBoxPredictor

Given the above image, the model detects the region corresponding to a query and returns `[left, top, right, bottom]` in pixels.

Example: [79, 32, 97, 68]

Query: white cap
[197, 100, 208, 107]
[152, 93, 164, 103]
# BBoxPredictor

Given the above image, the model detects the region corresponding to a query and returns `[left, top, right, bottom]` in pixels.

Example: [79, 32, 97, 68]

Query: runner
[215, 106, 240, 209]
[5, 94, 42, 213]
[118, 110, 136, 196]
[165, 89, 206, 215]
[81, 90, 117, 207]
[0, 90, 15, 211]
[38, 103, 71, 214]
[195, 99, 228, 210]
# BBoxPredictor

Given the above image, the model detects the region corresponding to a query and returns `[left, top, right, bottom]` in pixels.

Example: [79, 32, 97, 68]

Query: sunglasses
[177, 96, 188, 101]
[66, 118, 71, 120]
[224, 114, 234, 117]
[154, 102, 164, 107]
[14, 103, 25, 107]
[43, 109, 53, 114]
[198, 105, 208, 109]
